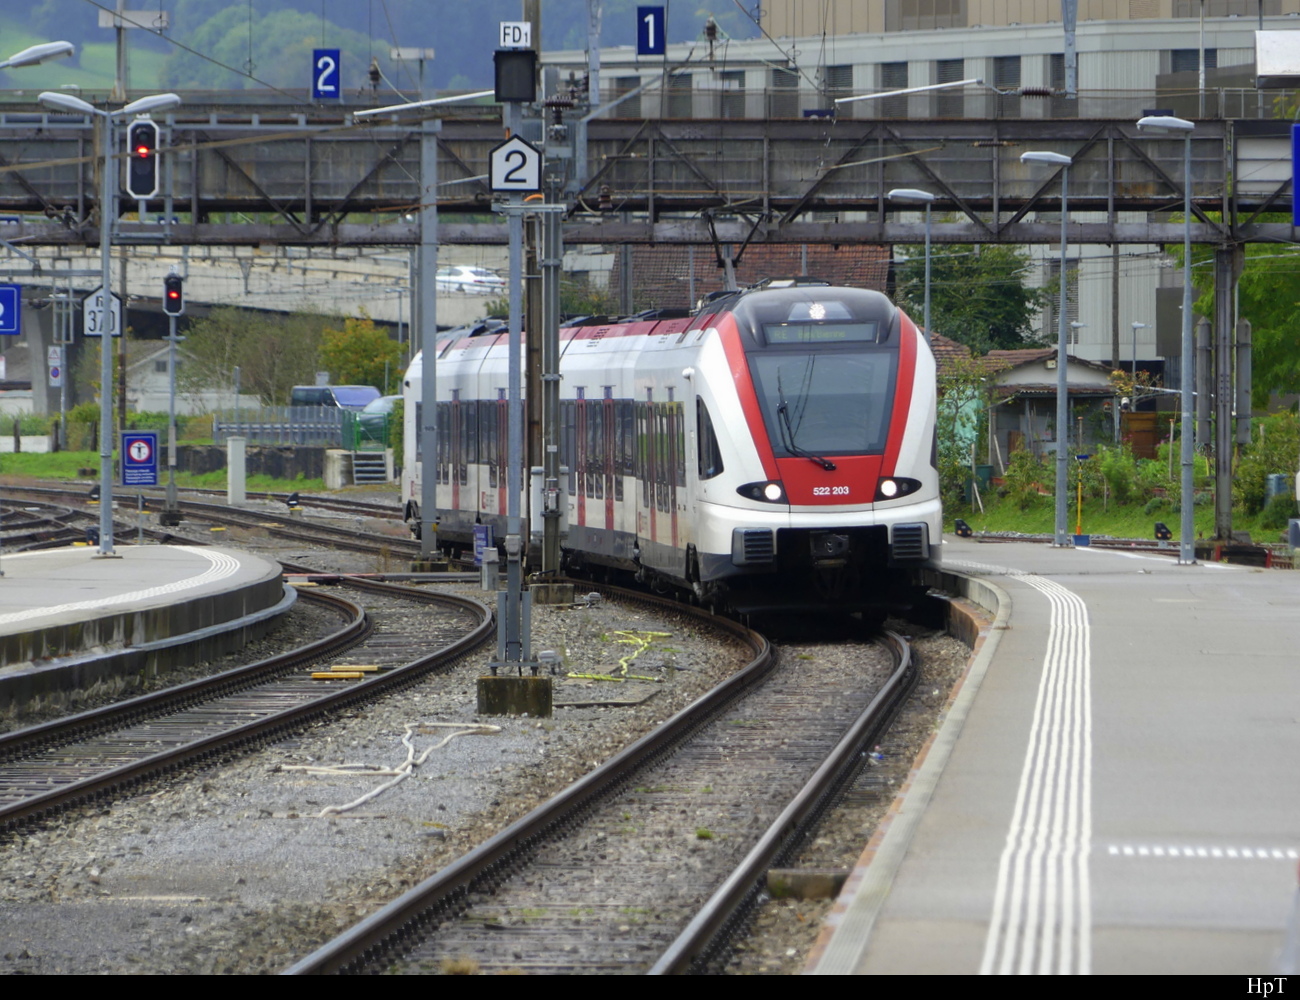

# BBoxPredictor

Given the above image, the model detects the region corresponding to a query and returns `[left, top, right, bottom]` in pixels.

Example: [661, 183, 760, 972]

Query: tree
[1169, 217, 1300, 407]
[895, 243, 1047, 354]
[178, 307, 327, 405]
[318, 316, 403, 393]
[936, 354, 993, 513]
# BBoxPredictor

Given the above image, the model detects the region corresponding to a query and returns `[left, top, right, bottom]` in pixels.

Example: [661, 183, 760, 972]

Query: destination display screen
[763, 322, 878, 345]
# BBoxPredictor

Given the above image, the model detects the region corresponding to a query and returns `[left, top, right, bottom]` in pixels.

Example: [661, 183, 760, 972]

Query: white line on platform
[0, 547, 242, 626]
[1106, 843, 1299, 860]
[979, 572, 1093, 976]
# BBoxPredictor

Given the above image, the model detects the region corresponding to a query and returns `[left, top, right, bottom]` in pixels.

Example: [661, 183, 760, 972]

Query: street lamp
[887, 188, 935, 340]
[1020, 149, 1074, 547]
[1130, 321, 1148, 377]
[0, 41, 74, 71]
[1137, 114, 1196, 565]
[38, 89, 182, 557]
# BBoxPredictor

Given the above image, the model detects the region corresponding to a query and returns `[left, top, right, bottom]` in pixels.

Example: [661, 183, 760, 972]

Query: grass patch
[951, 494, 1284, 540]
[695, 827, 715, 840]
[0, 450, 323, 494]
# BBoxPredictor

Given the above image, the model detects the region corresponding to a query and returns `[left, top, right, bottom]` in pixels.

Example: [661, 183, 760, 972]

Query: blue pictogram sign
[122, 431, 158, 486]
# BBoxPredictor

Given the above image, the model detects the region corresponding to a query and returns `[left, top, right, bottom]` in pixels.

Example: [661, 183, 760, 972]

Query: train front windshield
[748, 350, 897, 457]
[727, 287, 904, 459]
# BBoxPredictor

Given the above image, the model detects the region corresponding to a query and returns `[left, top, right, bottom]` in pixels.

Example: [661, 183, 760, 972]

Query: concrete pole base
[530, 582, 575, 606]
[477, 675, 552, 717]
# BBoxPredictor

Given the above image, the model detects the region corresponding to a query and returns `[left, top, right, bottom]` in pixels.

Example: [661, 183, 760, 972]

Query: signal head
[162, 274, 184, 316]
[125, 118, 160, 200]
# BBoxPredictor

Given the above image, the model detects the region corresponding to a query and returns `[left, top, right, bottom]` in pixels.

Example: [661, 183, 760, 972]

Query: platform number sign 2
[489, 135, 542, 193]
[637, 6, 666, 56]
[313, 49, 341, 100]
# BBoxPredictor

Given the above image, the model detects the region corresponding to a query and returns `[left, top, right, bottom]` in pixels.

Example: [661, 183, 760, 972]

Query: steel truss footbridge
[0, 108, 1291, 249]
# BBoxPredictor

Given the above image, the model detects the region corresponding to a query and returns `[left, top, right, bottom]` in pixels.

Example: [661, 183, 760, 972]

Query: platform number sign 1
[313, 49, 341, 100]
[637, 6, 666, 56]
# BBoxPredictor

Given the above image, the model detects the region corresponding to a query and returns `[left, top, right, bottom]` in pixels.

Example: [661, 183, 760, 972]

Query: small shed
[983, 348, 1117, 473]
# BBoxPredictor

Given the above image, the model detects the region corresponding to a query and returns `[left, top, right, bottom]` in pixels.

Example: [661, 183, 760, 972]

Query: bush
[1260, 491, 1297, 530]
[1235, 412, 1300, 515]
[1000, 448, 1051, 510]
[66, 402, 101, 451]
[1098, 446, 1139, 504]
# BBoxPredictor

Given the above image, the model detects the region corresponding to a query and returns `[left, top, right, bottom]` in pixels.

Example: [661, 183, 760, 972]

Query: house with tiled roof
[981, 348, 1117, 474]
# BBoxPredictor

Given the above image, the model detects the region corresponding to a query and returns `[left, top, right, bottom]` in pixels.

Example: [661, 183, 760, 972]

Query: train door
[574, 387, 587, 529]
[666, 395, 681, 552]
[495, 388, 508, 516]
[449, 390, 462, 512]
[602, 388, 616, 532]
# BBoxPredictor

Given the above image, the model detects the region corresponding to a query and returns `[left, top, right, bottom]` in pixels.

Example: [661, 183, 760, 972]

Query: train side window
[638, 402, 650, 508]
[562, 400, 576, 496]
[697, 398, 724, 480]
[464, 401, 478, 467]
[674, 401, 685, 485]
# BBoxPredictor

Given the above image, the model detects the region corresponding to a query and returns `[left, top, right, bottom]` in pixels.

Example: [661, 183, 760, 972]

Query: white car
[436, 265, 506, 295]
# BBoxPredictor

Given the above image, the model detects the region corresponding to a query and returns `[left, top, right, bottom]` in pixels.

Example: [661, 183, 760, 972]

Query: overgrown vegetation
[949, 424, 1295, 542]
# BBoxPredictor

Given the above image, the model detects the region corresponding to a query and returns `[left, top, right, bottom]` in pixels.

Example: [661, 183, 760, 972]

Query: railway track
[0, 578, 492, 832]
[1, 486, 419, 559]
[286, 586, 915, 975]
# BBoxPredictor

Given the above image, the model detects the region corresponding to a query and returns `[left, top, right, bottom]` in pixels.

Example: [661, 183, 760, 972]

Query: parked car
[290, 384, 381, 410]
[356, 394, 400, 442]
[435, 265, 506, 295]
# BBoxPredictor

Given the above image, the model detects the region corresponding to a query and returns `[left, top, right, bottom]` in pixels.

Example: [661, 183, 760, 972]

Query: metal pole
[922, 201, 931, 342]
[1179, 131, 1195, 564]
[1054, 164, 1070, 548]
[165, 312, 178, 519]
[418, 118, 441, 559]
[541, 203, 562, 578]
[98, 114, 117, 556]
[1214, 246, 1240, 541]
[503, 200, 526, 668]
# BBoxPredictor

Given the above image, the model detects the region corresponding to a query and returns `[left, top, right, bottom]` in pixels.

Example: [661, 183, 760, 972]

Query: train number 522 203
[812, 486, 850, 496]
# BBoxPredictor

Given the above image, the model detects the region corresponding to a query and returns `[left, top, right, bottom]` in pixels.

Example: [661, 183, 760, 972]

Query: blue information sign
[637, 6, 666, 56]
[313, 48, 341, 100]
[0, 284, 20, 336]
[122, 431, 159, 487]
[1294, 123, 1300, 227]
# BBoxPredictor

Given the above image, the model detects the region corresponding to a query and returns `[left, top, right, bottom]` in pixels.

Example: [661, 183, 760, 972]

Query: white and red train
[403, 279, 940, 614]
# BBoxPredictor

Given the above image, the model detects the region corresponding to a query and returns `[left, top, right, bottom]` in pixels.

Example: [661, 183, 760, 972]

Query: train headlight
[874, 477, 922, 501]
[737, 481, 786, 503]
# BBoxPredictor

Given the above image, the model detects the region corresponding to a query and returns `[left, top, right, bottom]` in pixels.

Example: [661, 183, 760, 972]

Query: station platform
[809, 538, 1300, 976]
[0, 544, 291, 720]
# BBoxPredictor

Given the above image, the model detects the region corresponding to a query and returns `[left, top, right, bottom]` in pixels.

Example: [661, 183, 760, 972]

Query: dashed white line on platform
[1105, 844, 1299, 860]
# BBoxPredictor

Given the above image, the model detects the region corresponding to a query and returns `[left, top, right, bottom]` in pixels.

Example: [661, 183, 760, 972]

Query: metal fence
[213, 406, 344, 447]
[212, 407, 391, 451]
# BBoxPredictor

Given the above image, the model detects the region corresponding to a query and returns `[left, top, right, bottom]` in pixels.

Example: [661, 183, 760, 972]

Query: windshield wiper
[776, 401, 837, 471]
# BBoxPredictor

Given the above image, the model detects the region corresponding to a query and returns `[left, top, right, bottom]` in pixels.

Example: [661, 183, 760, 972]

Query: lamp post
[1020, 150, 1074, 547]
[886, 188, 935, 340]
[38, 89, 182, 557]
[1130, 321, 1148, 377]
[1137, 114, 1196, 565]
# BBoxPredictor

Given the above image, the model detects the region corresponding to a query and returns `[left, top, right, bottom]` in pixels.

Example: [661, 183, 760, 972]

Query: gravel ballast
[0, 488, 977, 975]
